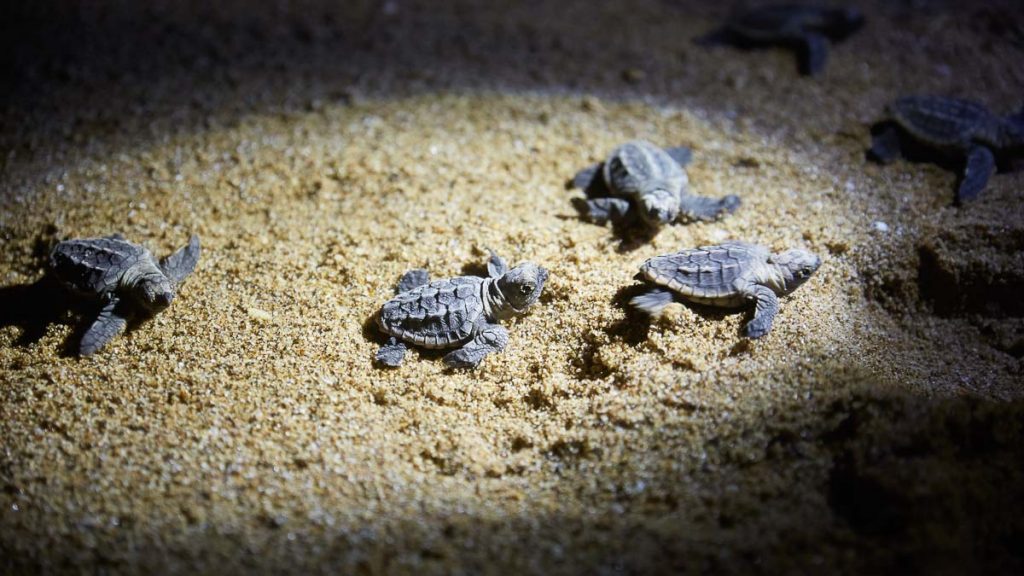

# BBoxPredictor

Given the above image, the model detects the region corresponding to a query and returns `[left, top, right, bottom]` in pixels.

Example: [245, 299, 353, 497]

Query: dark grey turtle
[571, 140, 740, 231]
[869, 96, 1024, 203]
[631, 241, 820, 338]
[49, 233, 201, 356]
[705, 4, 864, 76]
[375, 252, 548, 369]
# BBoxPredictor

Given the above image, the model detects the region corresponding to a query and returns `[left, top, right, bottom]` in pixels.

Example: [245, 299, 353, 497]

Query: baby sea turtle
[375, 252, 548, 369]
[869, 96, 1024, 203]
[49, 234, 201, 356]
[571, 140, 740, 231]
[630, 241, 820, 338]
[705, 4, 865, 76]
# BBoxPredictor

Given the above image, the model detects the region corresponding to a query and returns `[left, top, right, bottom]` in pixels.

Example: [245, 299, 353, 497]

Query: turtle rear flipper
[80, 296, 129, 356]
[693, 26, 736, 47]
[397, 269, 430, 293]
[630, 288, 675, 317]
[678, 193, 741, 222]
[797, 32, 829, 76]
[443, 324, 508, 369]
[957, 145, 995, 204]
[868, 124, 904, 164]
[159, 234, 201, 286]
[376, 337, 408, 367]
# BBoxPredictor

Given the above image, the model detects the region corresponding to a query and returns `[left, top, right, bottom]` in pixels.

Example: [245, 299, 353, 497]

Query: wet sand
[2, 1, 1023, 573]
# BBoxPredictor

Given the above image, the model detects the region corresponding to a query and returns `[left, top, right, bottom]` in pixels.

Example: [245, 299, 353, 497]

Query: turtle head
[638, 189, 680, 227]
[136, 275, 175, 313]
[770, 249, 821, 294]
[825, 6, 864, 39]
[497, 262, 548, 313]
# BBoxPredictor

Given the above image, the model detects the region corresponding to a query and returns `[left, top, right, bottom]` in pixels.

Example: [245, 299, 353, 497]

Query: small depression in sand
[2, 91, 1022, 572]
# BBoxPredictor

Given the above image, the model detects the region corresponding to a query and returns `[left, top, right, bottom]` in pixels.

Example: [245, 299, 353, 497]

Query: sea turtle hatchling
[706, 4, 865, 76]
[49, 233, 201, 356]
[375, 252, 548, 369]
[630, 241, 820, 338]
[869, 96, 1024, 203]
[571, 140, 740, 231]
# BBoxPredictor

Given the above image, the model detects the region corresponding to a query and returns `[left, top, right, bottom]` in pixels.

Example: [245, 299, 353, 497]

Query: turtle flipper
[584, 197, 633, 225]
[868, 124, 903, 164]
[571, 163, 603, 190]
[957, 145, 995, 204]
[375, 337, 407, 367]
[664, 146, 693, 168]
[797, 32, 829, 76]
[630, 288, 676, 317]
[693, 27, 735, 47]
[486, 250, 508, 278]
[744, 285, 779, 339]
[159, 234, 201, 286]
[396, 269, 430, 293]
[678, 193, 741, 222]
[80, 295, 129, 356]
[443, 324, 509, 369]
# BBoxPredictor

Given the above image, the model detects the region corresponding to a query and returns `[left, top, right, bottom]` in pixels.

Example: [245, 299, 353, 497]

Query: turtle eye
[521, 284, 535, 294]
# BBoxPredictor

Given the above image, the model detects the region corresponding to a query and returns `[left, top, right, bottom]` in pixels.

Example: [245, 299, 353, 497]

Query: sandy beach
[2, 1, 1023, 573]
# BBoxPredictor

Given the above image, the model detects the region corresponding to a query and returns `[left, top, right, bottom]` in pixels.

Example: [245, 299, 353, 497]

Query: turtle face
[772, 249, 821, 293]
[497, 263, 549, 313]
[638, 189, 680, 227]
[137, 276, 175, 313]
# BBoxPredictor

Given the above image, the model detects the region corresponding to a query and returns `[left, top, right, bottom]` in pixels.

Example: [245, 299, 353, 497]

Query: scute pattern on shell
[891, 97, 989, 147]
[378, 276, 485, 349]
[641, 242, 766, 300]
[50, 237, 144, 295]
[604, 141, 686, 197]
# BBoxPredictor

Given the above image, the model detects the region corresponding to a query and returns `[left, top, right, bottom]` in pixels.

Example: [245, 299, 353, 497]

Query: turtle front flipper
[571, 162, 606, 193]
[678, 193, 741, 222]
[664, 146, 694, 168]
[376, 337, 408, 367]
[630, 288, 676, 317]
[797, 32, 829, 76]
[868, 124, 903, 164]
[79, 295, 129, 356]
[584, 197, 633, 225]
[744, 285, 779, 339]
[396, 269, 430, 293]
[486, 250, 508, 278]
[957, 145, 995, 204]
[443, 324, 509, 369]
[159, 234, 201, 286]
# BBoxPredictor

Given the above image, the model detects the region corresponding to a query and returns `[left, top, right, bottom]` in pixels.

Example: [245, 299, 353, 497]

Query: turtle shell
[639, 242, 768, 304]
[603, 140, 686, 199]
[377, 276, 486, 349]
[890, 96, 991, 148]
[49, 236, 145, 297]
